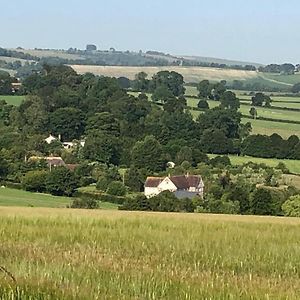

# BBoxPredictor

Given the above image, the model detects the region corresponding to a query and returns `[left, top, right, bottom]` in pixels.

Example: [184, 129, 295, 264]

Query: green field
[0, 95, 25, 106]
[1, 207, 300, 299]
[209, 154, 300, 174]
[263, 73, 300, 85]
[0, 188, 119, 209]
[243, 118, 300, 138]
[0, 188, 71, 207]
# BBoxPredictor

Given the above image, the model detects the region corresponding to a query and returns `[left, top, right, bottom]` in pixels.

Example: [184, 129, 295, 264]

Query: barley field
[70, 65, 258, 83]
[1, 207, 300, 299]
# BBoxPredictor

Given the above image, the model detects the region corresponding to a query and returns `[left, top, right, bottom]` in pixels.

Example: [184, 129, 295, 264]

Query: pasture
[1, 208, 300, 299]
[208, 154, 300, 175]
[0, 95, 25, 106]
[0, 188, 119, 209]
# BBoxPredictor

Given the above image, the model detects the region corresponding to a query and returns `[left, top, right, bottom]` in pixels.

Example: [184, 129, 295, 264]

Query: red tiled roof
[144, 177, 164, 187]
[145, 175, 202, 189]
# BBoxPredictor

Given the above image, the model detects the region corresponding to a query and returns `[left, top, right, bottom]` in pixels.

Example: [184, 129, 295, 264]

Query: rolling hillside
[70, 65, 258, 83]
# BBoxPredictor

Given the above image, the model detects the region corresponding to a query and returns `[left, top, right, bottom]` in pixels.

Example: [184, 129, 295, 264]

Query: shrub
[282, 195, 300, 217]
[46, 167, 78, 196]
[106, 181, 126, 196]
[250, 188, 273, 215]
[96, 177, 109, 191]
[22, 170, 49, 192]
[197, 99, 209, 110]
[70, 198, 99, 209]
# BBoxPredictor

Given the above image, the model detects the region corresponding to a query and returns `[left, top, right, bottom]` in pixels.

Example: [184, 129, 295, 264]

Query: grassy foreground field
[1, 208, 300, 299]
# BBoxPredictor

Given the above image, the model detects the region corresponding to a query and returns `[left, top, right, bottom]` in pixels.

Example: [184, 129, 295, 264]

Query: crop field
[208, 154, 300, 175]
[70, 65, 258, 83]
[12, 48, 83, 60]
[0, 95, 25, 106]
[1, 208, 300, 299]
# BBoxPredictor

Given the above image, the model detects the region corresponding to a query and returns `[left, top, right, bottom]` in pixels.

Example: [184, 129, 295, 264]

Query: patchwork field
[1, 207, 300, 299]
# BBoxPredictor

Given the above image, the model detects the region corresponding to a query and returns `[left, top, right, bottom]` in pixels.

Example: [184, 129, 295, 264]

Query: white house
[144, 175, 204, 199]
[45, 134, 58, 144]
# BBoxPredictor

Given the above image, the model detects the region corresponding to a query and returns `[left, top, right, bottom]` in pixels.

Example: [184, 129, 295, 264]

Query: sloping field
[70, 65, 258, 83]
[208, 154, 300, 174]
[12, 48, 83, 60]
[1, 208, 300, 299]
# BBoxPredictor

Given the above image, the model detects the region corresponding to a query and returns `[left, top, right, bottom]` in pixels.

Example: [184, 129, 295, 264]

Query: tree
[49, 107, 85, 140]
[197, 80, 212, 98]
[86, 44, 97, 51]
[151, 85, 173, 103]
[251, 93, 272, 107]
[163, 96, 186, 113]
[46, 167, 78, 196]
[0, 73, 13, 95]
[83, 132, 120, 165]
[106, 181, 126, 196]
[124, 166, 144, 192]
[219, 91, 240, 110]
[200, 129, 233, 154]
[151, 71, 185, 96]
[249, 107, 257, 119]
[131, 135, 165, 172]
[282, 195, 300, 217]
[22, 170, 48, 192]
[250, 188, 273, 215]
[0, 153, 9, 179]
[196, 108, 242, 139]
[197, 99, 209, 110]
[85, 112, 120, 137]
[132, 72, 149, 92]
[291, 82, 300, 93]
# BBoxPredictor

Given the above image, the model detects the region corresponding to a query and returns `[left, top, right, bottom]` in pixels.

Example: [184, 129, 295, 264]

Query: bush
[46, 167, 78, 196]
[106, 181, 126, 196]
[70, 198, 99, 209]
[197, 99, 209, 110]
[282, 195, 300, 217]
[250, 188, 273, 215]
[22, 170, 49, 192]
[96, 177, 109, 191]
[121, 191, 196, 212]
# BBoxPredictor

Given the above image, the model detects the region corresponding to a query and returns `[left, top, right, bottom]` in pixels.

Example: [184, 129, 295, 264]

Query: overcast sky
[1, 0, 299, 64]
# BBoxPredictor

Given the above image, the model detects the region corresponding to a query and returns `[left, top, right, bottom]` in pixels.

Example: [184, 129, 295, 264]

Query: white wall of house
[157, 177, 177, 193]
[145, 187, 160, 198]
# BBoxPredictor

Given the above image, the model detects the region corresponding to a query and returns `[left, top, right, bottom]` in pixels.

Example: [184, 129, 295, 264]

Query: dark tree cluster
[242, 134, 300, 159]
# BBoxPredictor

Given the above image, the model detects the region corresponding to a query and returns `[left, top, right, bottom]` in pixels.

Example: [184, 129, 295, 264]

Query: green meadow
[0, 95, 25, 106]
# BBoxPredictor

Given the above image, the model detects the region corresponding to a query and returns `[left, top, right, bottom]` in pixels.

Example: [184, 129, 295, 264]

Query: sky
[1, 0, 299, 64]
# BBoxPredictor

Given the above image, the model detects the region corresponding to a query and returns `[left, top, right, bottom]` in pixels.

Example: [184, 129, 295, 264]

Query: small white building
[144, 175, 204, 199]
[45, 134, 58, 144]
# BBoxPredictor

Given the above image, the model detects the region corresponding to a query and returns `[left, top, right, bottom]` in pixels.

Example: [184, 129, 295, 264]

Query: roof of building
[144, 177, 164, 187]
[145, 175, 202, 189]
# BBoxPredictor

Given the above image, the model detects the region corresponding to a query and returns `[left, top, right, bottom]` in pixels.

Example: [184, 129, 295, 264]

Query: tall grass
[1, 207, 300, 299]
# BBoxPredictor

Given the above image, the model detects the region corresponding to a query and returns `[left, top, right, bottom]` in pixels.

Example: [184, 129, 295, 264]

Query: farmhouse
[44, 134, 85, 149]
[144, 175, 204, 199]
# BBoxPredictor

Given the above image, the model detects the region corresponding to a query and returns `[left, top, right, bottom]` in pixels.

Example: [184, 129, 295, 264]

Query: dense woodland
[0, 64, 299, 215]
